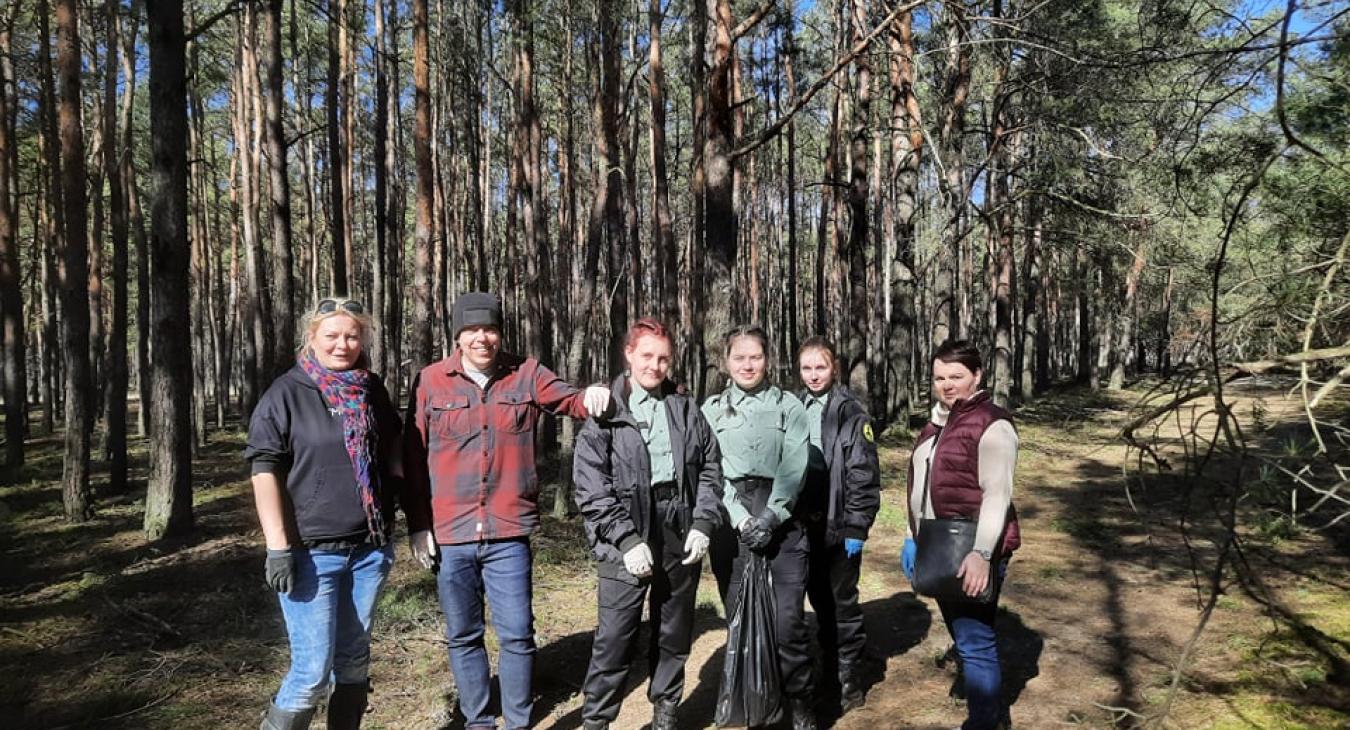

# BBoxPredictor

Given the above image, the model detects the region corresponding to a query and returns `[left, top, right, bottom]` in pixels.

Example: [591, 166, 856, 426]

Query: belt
[651, 481, 678, 501]
[730, 476, 773, 492]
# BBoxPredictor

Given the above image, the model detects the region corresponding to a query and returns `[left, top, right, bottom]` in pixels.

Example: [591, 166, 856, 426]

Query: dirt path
[2, 384, 1346, 729]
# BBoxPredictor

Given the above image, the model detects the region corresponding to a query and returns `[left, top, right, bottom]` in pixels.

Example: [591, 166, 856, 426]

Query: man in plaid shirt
[404, 292, 610, 730]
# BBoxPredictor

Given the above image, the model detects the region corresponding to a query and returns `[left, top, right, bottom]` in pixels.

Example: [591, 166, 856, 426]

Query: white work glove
[622, 542, 654, 578]
[410, 529, 437, 570]
[681, 529, 710, 565]
[583, 386, 612, 418]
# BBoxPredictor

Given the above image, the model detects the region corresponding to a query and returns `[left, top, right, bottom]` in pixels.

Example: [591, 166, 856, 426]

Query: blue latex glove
[901, 538, 917, 581]
[843, 538, 865, 558]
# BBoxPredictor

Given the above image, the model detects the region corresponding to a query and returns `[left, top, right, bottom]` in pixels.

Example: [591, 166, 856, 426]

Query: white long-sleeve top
[907, 394, 1018, 554]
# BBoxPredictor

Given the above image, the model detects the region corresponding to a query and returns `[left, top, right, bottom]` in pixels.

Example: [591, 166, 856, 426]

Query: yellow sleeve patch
[863, 423, 875, 443]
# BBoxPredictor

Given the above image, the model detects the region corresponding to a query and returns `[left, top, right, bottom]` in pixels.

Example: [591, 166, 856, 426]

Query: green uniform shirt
[701, 382, 809, 527]
[803, 390, 829, 472]
[628, 382, 676, 484]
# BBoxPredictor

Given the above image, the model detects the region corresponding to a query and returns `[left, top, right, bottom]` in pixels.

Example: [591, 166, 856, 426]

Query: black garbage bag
[715, 552, 782, 727]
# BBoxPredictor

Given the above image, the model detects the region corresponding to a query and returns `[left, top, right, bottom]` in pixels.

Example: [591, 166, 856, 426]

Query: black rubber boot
[259, 703, 316, 730]
[789, 695, 818, 730]
[651, 698, 678, 730]
[581, 719, 609, 730]
[326, 682, 370, 730]
[839, 664, 866, 714]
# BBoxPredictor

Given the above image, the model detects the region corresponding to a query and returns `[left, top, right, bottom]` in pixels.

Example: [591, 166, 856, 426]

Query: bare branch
[732, 0, 777, 42]
[730, 0, 924, 161]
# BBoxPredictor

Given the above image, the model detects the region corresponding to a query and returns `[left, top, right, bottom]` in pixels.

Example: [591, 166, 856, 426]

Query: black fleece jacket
[244, 364, 404, 545]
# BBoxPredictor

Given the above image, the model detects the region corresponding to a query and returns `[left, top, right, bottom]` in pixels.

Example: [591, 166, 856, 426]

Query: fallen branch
[1231, 345, 1350, 375]
[102, 596, 182, 638]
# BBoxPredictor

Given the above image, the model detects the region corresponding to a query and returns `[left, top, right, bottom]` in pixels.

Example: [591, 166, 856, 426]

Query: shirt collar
[727, 380, 771, 404]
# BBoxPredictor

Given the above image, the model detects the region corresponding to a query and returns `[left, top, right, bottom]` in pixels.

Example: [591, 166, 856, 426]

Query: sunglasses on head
[316, 298, 365, 315]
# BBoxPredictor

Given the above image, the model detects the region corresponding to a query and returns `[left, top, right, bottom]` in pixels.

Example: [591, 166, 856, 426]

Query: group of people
[245, 291, 1021, 730]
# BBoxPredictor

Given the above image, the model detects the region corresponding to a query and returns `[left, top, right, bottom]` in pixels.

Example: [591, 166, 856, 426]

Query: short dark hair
[933, 339, 982, 373]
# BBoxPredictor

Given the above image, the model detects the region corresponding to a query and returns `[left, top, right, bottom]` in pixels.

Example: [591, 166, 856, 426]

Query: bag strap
[918, 426, 943, 524]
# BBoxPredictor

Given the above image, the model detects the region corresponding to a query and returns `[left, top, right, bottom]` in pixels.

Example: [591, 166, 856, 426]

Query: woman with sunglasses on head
[795, 337, 880, 716]
[245, 298, 422, 730]
[901, 339, 1020, 730]
[703, 325, 817, 730]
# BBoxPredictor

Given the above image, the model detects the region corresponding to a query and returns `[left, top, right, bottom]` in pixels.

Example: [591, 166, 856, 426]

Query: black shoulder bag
[912, 428, 998, 604]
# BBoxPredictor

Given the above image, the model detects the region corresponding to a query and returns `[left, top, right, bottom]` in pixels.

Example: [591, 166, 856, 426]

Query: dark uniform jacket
[573, 375, 724, 580]
[799, 384, 881, 544]
[244, 364, 404, 545]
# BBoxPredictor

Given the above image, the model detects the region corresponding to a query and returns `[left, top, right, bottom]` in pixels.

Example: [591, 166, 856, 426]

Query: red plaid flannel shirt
[403, 350, 588, 544]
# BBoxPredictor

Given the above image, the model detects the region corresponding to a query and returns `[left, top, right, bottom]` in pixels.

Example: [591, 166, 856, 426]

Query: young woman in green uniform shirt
[702, 326, 817, 730]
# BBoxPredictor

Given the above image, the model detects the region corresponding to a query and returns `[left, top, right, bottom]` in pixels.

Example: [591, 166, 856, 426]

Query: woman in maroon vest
[901, 339, 1020, 730]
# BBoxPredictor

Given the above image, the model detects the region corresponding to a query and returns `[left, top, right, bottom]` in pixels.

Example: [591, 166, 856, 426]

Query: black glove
[738, 511, 781, 551]
[265, 548, 295, 594]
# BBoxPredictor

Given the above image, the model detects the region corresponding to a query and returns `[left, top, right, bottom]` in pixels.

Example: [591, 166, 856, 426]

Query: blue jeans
[936, 560, 1010, 730]
[273, 543, 394, 711]
[436, 538, 535, 729]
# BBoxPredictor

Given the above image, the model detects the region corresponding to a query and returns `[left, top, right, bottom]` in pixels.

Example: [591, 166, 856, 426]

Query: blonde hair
[298, 298, 377, 367]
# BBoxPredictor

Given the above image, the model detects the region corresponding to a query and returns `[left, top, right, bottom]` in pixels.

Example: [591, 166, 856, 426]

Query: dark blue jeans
[436, 538, 535, 730]
[936, 560, 1010, 730]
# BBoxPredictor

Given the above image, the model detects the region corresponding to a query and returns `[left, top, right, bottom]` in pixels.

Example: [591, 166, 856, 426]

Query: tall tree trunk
[124, 0, 150, 438]
[844, 0, 871, 396]
[1017, 196, 1042, 399]
[1157, 266, 1174, 376]
[144, 0, 194, 539]
[0, 12, 24, 468]
[1109, 235, 1149, 389]
[987, 0, 1015, 407]
[104, 0, 129, 489]
[553, 0, 580, 520]
[265, 0, 295, 373]
[410, 0, 433, 371]
[649, 0, 676, 328]
[373, 0, 390, 376]
[701, 0, 737, 392]
[886, 5, 920, 423]
[327, 0, 348, 294]
[596, 0, 625, 371]
[56, 0, 93, 521]
[934, 0, 970, 347]
[781, 4, 799, 356]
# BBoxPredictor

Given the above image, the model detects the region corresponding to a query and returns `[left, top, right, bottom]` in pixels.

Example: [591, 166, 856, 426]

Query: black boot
[581, 719, 609, 730]
[260, 703, 316, 730]
[789, 695, 818, 730]
[837, 674, 869, 712]
[651, 699, 678, 730]
[326, 682, 370, 730]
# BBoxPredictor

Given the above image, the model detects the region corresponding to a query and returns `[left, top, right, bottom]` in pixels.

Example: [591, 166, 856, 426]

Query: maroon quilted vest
[911, 391, 1021, 554]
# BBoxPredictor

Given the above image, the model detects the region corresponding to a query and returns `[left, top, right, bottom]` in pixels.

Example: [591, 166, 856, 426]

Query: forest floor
[1, 380, 1347, 729]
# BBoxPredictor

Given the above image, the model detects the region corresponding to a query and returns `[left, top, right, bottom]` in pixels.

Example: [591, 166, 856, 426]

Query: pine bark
[144, 0, 194, 539]
[701, 0, 737, 391]
[0, 13, 24, 468]
[56, 0, 94, 521]
[410, 0, 434, 371]
[264, 0, 295, 372]
[649, 0, 676, 327]
[104, 0, 129, 488]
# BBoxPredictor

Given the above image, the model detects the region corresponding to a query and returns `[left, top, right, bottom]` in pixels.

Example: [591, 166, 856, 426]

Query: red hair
[625, 317, 672, 349]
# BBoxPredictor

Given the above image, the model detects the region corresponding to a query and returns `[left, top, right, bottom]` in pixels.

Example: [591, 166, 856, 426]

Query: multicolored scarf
[300, 353, 387, 545]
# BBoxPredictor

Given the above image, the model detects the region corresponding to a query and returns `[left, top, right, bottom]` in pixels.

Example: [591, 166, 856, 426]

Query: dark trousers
[582, 512, 699, 723]
[710, 482, 814, 699]
[805, 518, 866, 684]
